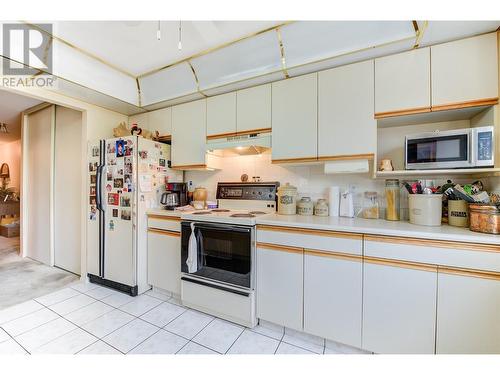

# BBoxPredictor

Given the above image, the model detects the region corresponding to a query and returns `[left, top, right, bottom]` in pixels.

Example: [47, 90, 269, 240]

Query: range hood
[206, 132, 271, 156]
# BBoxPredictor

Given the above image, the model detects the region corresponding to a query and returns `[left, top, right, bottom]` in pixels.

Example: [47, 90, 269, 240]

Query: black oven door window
[181, 223, 251, 288]
[407, 134, 468, 164]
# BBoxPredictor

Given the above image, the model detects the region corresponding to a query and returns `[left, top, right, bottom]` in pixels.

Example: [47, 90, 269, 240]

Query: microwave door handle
[469, 130, 474, 165]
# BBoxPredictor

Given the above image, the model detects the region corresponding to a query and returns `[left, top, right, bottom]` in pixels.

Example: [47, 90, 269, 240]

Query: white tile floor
[0, 283, 371, 355]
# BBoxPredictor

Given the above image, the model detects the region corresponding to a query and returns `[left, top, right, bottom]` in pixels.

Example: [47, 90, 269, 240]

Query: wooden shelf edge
[375, 106, 431, 119]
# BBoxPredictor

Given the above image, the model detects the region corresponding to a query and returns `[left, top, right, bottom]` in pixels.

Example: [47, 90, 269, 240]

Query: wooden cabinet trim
[438, 266, 500, 281]
[147, 228, 181, 237]
[257, 242, 304, 255]
[171, 164, 207, 170]
[206, 127, 272, 140]
[147, 214, 181, 221]
[257, 224, 363, 240]
[271, 157, 319, 164]
[364, 256, 438, 273]
[157, 135, 172, 142]
[365, 234, 500, 253]
[304, 248, 362, 262]
[317, 153, 374, 162]
[430, 97, 499, 112]
[374, 106, 431, 119]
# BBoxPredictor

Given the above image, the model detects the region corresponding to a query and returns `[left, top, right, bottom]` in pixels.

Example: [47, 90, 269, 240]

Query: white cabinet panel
[431, 33, 498, 106]
[256, 244, 303, 330]
[375, 48, 431, 115]
[271, 73, 318, 161]
[236, 84, 272, 133]
[148, 107, 172, 137]
[362, 262, 437, 354]
[207, 92, 237, 137]
[436, 271, 500, 354]
[304, 252, 362, 348]
[147, 230, 181, 295]
[318, 60, 376, 158]
[171, 99, 207, 167]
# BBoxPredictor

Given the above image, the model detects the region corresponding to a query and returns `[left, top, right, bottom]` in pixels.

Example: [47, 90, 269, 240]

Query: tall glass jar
[385, 179, 400, 221]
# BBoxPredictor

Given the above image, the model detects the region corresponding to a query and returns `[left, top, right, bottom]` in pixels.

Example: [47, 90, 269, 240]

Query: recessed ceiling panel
[287, 37, 415, 77]
[418, 21, 500, 46]
[191, 30, 282, 91]
[281, 21, 416, 69]
[53, 41, 139, 105]
[139, 62, 198, 106]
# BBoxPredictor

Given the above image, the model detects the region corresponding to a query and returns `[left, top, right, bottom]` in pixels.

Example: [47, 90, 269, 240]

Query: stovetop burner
[193, 211, 212, 215]
[230, 213, 256, 218]
[249, 211, 266, 215]
[211, 209, 231, 212]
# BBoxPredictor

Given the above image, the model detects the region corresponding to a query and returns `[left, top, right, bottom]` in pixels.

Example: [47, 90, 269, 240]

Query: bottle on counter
[385, 179, 400, 221]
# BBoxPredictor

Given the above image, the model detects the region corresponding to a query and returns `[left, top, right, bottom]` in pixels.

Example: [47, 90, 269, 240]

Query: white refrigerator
[87, 136, 183, 295]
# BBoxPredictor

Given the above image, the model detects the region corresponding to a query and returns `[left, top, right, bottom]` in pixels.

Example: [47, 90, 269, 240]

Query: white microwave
[405, 126, 495, 170]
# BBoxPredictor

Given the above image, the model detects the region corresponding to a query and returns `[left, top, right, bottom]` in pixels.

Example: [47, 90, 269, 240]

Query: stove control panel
[217, 182, 280, 201]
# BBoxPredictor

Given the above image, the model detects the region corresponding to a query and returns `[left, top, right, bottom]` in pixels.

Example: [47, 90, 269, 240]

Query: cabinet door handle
[257, 242, 303, 254]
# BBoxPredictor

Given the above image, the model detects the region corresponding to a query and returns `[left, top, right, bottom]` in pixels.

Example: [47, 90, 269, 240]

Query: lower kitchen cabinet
[436, 270, 500, 354]
[362, 260, 437, 354]
[147, 229, 181, 295]
[303, 250, 362, 348]
[256, 243, 303, 331]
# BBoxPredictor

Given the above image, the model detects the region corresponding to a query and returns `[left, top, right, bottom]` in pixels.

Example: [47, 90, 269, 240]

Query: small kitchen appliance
[161, 182, 187, 210]
[179, 181, 279, 327]
[405, 126, 494, 170]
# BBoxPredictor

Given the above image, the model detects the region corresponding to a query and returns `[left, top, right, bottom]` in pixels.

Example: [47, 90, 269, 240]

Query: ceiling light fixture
[157, 21, 161, 40]
[0, 123, 9, 134]
[178, 20, 182, 50]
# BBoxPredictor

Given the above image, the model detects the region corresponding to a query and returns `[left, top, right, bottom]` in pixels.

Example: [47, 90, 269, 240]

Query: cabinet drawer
[364, 235, 500, 272]
[257, 225, 362, 256]
[147, 215, 181, 232]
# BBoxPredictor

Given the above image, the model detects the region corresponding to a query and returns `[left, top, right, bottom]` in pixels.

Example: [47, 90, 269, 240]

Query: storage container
[385, 179, 400, 221]
[469, 203, 500, 234]
[277, 183, 297, 215]
[448, 199, 469, 227]
[314, 199, 329, 216]
[362, 191, 379, 219]
[408, 194, 443, 226]
[297, 197, 314, 216]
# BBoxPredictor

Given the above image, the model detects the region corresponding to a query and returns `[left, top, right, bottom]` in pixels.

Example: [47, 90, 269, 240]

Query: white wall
[54, 106, 83, 274]
[25, 106, 53, 265]
[0, 139, 21, 192]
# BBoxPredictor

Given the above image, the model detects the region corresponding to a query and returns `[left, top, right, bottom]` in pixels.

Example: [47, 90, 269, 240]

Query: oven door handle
[181, 222, 251, 233]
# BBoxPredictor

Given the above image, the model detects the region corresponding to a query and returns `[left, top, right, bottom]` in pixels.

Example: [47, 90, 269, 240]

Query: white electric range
[179, 182, 280, 328]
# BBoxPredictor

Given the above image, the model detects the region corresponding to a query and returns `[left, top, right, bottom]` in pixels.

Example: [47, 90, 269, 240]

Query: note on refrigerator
[139, 174, 152, 192]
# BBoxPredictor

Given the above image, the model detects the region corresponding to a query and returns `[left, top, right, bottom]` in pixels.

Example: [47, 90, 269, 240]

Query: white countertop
[255, 214, 500, 245]
[146, 208, 185, 218]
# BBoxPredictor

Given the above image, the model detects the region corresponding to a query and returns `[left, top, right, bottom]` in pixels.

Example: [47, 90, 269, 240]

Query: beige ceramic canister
[297, 197, 314, 216]
[314, 199, 329, 216]
[277, 183, 298, 215]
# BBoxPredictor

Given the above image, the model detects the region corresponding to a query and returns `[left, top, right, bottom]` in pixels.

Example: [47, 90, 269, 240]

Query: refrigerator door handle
[96, 165, 103, 211]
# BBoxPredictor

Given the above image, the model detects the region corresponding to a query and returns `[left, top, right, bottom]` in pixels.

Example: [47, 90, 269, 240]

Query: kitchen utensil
[469, 203, 500, 234]
[297, 197, 314, 216]
[385, 179, 400, 221]
[277, 183, 298, 215]
[448, 200, 469, 227]
[314, 199, 329, 216]
[403, 182, 414, 194]
[409, 194, 443, 226]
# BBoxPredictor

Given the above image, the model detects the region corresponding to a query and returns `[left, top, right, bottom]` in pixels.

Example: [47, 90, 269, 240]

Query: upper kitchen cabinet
[206, 92, 237, 139]
[171, 99, 208, 169]
[236, 84, 272, 134]
[318, 60, 376, 160]
[272, 73, 318, 163]
[148, 107, 172, 138]
[431, 33, 499, 109]
[375, 48, 431, 118]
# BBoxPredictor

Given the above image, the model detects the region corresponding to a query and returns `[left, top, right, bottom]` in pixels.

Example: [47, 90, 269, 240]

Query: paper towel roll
[329, 186, 340, 217]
